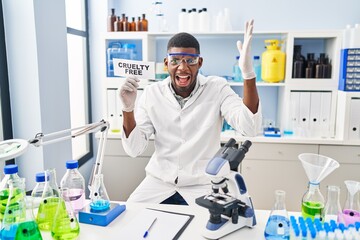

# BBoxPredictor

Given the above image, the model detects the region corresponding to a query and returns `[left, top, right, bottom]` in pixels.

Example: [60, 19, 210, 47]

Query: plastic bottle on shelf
[342, 24, 352, 49]
[253, 56, 261, 82]
[107, 8, 116, 32]
[178, 8, 188, 32]
[350, 23, 360, 48]
[233, 56, 242, 82]
[199, 8, 210, 32]
[262, 39, 285, 83]
[189, 8, 198, 32]
[60, 160, 86, 213]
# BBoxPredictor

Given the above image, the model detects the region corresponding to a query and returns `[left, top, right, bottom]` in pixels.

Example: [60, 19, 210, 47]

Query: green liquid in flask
[15, 220, 43, 240]
[51, 216, 80, 240]
[36, 197, 64, 231]
[302, 201, 324, 220]
[0, 188, 24, 221]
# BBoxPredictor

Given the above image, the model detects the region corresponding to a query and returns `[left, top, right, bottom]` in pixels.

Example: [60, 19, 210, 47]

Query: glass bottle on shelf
[114, 16, 121, 32]
[141, 13, 148, 31]
[130, 17, 136, 31]
[136, 16, 142, 31]
[107, 8, 116, 32]
[264, 190, 290, 240]
[305, 53, 316, 78]
[292, 45, 305, 78]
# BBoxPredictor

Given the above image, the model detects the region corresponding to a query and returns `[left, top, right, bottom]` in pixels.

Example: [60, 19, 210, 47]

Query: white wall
[2, 0, 72, 190]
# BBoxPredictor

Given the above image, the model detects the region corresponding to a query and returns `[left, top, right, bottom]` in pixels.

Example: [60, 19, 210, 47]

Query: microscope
[195, 138, 256, 239]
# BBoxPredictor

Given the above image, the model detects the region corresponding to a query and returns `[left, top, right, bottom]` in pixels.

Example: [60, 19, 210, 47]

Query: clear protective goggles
[167, 53, 200, 66]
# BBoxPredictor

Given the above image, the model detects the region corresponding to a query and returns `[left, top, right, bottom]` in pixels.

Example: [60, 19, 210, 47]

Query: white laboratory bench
[40, 201, 280, 240]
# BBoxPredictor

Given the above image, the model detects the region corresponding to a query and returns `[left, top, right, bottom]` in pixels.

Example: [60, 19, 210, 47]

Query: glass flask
[341, 180, 360, 226]
[89, 174, 110, 212]
[15, 180, 43, 240]
[324, 185, 343, 223]
[298, 153, 339, 221]
[35, 170, 61, 231]
[51, 189, 80, 240]
[264, 190, 290, 240]
[1, 178, 27, 239]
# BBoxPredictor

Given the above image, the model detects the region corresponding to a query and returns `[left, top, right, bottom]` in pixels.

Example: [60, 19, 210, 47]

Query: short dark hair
[167, 32, 200, 53]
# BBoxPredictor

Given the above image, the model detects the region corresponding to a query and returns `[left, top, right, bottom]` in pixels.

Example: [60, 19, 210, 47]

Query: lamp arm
[28, 119, 110, 199]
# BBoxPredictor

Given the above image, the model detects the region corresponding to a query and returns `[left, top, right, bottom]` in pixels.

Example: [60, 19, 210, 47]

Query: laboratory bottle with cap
[31, 172, 54, 215]
[60, 160, 86, 213]
[0, 164, 21, 221]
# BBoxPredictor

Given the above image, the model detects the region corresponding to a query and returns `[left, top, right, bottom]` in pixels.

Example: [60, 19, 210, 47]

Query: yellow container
[261, 39, 286, 83]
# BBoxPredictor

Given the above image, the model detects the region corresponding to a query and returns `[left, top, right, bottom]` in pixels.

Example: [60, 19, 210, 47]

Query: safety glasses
[167, 53, 200, 66]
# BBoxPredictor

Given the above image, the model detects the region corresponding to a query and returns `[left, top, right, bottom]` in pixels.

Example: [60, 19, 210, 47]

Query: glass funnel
[46, 168, 60, 197]
[51, 189, 80, 240]
[324, 185, 343, 223]
[341, 180, 360, 226]
[264, 190, 290, 240]
[89, 174, 110, 212]
[298, 153, 340, 221]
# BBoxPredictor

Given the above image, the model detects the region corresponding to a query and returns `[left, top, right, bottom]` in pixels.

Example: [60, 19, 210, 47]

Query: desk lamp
[0, 119, 126, 226]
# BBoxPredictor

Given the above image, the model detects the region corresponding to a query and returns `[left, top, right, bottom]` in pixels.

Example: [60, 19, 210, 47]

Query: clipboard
[146, 208, 195, 240]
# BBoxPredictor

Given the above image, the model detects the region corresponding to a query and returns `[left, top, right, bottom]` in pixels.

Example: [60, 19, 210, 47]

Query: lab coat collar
[160, 74, 208, 110]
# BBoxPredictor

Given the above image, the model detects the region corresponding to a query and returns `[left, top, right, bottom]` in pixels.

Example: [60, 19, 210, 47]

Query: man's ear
[198, 57, 203, 68]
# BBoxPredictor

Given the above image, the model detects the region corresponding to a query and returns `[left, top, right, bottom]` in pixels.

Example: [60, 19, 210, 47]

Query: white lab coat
[121, 74, 262, 205]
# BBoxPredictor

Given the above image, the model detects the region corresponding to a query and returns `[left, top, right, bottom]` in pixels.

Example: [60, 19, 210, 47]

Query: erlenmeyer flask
[36, 170, 60, 231]
[51, 189, 80, 240]
[89, 174, 110, 213]
[15, 180, 43, 240]
[341, 180, 360, 226]
[324, 185, 343, 223]
[298, 153, 339, 221]
[264, 190, 290, 240]
[1, 178, 27, 239]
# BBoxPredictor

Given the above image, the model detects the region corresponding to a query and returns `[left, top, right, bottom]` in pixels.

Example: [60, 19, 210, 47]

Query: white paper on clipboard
[117, 208, 192, 240]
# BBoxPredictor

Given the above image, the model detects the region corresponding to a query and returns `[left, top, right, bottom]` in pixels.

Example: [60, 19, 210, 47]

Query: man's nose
[178, 59, 188, 69]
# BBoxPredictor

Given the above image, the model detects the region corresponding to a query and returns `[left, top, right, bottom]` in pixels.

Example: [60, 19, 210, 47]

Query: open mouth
[176, 75, 191, 86]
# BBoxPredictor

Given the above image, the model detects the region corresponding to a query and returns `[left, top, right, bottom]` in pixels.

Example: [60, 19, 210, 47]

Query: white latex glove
[119, 76, 140, 112]
[237, 19, 256, 80]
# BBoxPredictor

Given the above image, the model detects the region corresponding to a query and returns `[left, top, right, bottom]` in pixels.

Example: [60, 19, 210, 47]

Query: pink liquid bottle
[60, 160, 86, 213]
[340, 180, 360, 226]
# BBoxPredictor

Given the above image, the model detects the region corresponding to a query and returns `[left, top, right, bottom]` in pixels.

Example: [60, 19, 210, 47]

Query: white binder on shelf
[310, 92, 322, 138]
[320, 92, 332, 138]
[299, 91, 311, 137]
[348, 98, 360, 140]
[290, 91, 301, 136]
